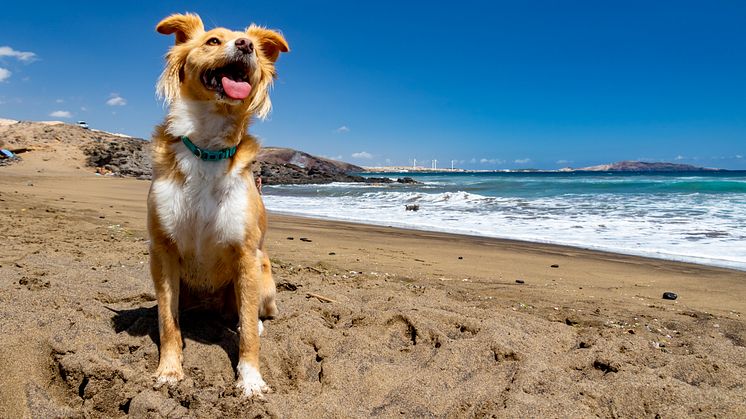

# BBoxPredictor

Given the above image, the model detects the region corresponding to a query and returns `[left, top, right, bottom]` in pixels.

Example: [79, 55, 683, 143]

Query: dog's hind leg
[151, 247, 184, 385]
[257, 249, 278, 320]
[234, 248, 270, 397]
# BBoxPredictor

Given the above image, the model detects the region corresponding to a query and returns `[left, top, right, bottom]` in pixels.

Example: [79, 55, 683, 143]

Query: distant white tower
[451, 160, 455, 170]
[432, 159, 437, 170]
[413, 158, 416, 169]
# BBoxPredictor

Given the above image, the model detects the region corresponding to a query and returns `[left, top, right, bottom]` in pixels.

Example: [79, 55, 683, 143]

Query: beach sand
[1, 148, 745, 418]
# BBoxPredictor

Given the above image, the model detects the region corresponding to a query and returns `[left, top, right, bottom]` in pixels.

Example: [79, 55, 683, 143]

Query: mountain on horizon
[570, 160, 722, 172]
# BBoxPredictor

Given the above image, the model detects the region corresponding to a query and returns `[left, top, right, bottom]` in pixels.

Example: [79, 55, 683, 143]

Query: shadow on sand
[108, 305, 240, 370]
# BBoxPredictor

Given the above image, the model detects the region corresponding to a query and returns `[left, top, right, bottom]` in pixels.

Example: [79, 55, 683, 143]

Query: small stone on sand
[662, 292, 678, 300]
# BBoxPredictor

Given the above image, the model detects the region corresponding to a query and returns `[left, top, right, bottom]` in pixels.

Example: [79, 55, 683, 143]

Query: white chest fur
[152, 145, 249, 256]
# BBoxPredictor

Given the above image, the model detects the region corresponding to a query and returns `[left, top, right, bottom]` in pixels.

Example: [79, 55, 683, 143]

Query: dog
[147, 13, 288, 397]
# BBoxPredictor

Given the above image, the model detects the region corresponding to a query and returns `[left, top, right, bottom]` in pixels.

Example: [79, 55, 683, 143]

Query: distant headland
[364, 160, 727, 173]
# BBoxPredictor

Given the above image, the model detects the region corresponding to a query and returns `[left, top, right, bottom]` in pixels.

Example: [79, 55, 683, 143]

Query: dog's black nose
[235, 38, 254, 54]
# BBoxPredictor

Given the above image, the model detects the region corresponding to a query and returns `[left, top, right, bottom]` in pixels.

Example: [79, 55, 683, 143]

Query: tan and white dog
[147, 13, 288, 397]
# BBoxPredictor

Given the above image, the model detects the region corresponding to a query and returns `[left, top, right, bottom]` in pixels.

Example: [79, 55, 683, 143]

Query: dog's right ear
[156, 13, 204, 44]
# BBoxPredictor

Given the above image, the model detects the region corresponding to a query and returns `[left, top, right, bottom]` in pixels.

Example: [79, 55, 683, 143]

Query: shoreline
[265, 208, 746, 272]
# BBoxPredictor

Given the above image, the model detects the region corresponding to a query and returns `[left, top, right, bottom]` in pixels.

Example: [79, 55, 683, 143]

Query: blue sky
[1, 1, 744, 169]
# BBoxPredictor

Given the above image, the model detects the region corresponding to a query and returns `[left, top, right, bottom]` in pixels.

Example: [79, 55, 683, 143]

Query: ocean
[262, 171, 746, 271]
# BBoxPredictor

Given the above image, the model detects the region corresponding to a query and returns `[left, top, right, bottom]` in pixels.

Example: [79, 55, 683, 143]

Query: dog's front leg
[151, 248, 184, 384]
[234, 250, 270, 397]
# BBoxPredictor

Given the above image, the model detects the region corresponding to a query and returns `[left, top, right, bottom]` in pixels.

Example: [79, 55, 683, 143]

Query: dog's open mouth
[201, 63, 252, 100]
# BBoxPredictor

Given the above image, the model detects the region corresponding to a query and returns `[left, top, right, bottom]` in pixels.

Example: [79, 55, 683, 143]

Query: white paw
[258, 320, 264, 336]
[154, 364, 184, 388]
[236, 360, 271, 398]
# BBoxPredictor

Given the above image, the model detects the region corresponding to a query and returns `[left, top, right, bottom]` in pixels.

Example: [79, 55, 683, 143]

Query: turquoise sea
[263, 171, 746, 271]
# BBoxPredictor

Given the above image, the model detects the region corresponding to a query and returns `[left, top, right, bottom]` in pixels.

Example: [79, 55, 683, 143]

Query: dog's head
[156, 13, 289, 119]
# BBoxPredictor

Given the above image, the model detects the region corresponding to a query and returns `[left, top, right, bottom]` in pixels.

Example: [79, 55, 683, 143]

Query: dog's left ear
[247, 25, 289, 63]
[157, 13, 205, 44]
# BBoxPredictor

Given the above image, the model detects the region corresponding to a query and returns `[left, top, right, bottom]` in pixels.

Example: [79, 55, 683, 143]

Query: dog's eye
[206, 37, 221, 46]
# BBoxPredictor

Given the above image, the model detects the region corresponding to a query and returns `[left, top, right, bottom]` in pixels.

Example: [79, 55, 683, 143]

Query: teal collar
[181, 136, 237, 161]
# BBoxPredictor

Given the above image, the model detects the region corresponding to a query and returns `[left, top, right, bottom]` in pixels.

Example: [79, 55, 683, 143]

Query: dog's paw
[154, 363, 184, 387]
[236, 360, 271, 398]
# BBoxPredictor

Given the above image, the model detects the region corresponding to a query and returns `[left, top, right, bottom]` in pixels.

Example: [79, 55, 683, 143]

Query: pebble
[550, 264, 559, 268]
[328, 252, 336, 255]
[458, 256, 463, 260]
[300, 237, 312, 242]
[515, 279, 525, 284]
[662, 292, 678, 300]
[286, 237, 294, 240]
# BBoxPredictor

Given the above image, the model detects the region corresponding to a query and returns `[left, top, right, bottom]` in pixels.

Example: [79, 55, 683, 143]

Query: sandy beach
[1, 148, 745, 417]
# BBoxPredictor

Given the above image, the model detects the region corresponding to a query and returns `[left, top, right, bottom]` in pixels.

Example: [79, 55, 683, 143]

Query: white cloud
[556, 159, 573, 165]
[0, 68, 10, 82]
[469, 158, 477, 164]
[106, 93, 127, 106]
[736, 155, 743, 159]
[80, 106, 88, 111]
[55, 98, 64, 103]
[335, 125, 350, 133]
[674, 155, 685, 161]
[49, 110, 72, 118]
[0, 46, 37, 62]
[352, 151, 373, 159]
[479, 158, 504, 165]
[514, 158, 531, 164]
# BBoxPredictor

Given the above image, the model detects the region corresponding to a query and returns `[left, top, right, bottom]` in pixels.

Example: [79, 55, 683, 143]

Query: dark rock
[662, 292, 678, 300]
[366, 177, 394, 184]
[550, 264, 559, 268]
[397, 177, 420, 184]
[84, 137, 151, 179]
[328, 252, 336, 255]
[300, 237, 312, 242]
[286, 237, 294, 240]
[515, 279, 525, 284]
[405, 204, 420, 211]
[458, 256, 463, 260]
[593, 359, 620, 373]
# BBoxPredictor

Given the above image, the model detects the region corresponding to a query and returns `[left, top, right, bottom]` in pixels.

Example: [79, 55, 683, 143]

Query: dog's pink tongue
[221, 77, 251, 100]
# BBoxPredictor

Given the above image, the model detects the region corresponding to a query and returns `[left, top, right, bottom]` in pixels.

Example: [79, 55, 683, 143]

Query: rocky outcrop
[84, 138, 152, 179]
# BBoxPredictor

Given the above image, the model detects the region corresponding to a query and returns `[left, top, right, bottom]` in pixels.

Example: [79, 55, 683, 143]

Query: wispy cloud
[55, 98, 64, 103]
[480, 158, 504, 165]
[49, 110, 72, 118]
[556, 159, 573, 165]
[674, 155, 685, 161]
[0, 68, 10, 82]
[335, 125, 350, 133]
[0, 46, 38, 62]
[514, 158, 531, 164]
[352, 151, 373, 159]
[106, 93, 127, 106]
